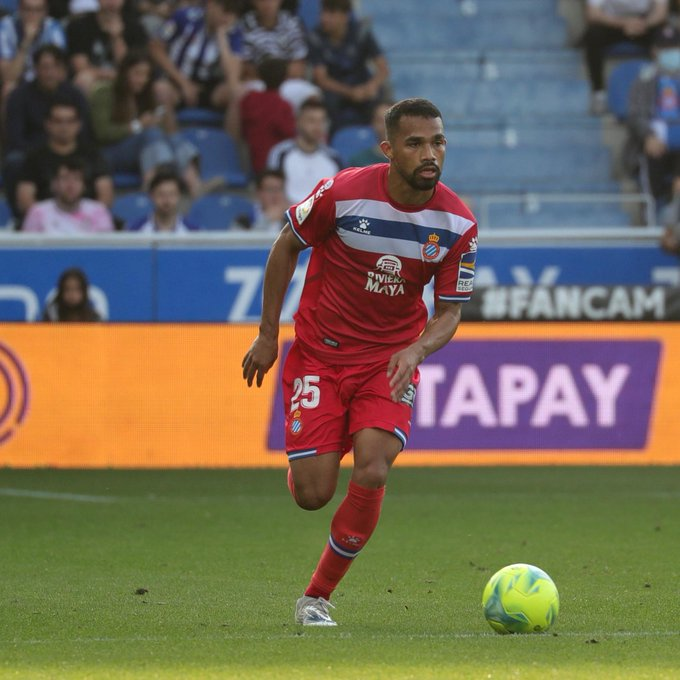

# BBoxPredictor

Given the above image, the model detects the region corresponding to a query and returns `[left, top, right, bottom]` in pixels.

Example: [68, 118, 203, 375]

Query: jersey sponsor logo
[422, 233, 441, 260]
[376, 255, 402, 276]
[468, 236, 478, 253]
[456, 249, 476, 293]
[295, 194, 315, 224]
[366, 255, 406, 296]
[354, 218, 371, 234]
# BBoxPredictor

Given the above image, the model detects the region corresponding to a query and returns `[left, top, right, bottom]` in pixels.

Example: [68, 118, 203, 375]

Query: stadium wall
[1, 240, 679, 321]
[1, 322, 678, 467]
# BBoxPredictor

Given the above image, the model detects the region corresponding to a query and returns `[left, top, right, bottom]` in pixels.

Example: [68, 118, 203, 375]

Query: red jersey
[286, 164, 478, 365]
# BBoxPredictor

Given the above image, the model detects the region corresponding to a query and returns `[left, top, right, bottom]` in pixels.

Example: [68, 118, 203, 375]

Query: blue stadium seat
[362, 9, 567, 50]
[331, 125, 376, 165]
[112, 172, 142, 190]
[607, 59, 650, 121]
[298, 0, 320, 31]
[605, 42, 649, 59]
[179, 127, 248, 187]
[112, 192, 153, 226]
[176, 107, 223, 127]
[442, 146, 615, 193]
[187, 193, 255, 230]
[485, 201, 633, 228]
[0, 196, 13, 230]
[0, 0, 17, 13]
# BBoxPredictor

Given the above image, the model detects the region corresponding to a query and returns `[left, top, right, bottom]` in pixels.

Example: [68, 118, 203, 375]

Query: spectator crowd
[0, 0, 393, 233]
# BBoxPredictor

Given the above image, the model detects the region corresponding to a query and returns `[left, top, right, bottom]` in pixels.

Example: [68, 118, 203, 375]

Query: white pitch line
[0, 488, 119, 503]
[2, 631, 679, 645]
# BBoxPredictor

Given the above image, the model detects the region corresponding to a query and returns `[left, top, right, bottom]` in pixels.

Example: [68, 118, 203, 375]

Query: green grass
[1, 467, 679, 679]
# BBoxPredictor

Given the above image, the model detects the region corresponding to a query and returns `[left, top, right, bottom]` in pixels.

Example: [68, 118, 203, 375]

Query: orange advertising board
[0, 323, 679, 467]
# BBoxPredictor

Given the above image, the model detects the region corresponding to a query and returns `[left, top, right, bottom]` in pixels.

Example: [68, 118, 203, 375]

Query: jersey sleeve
[433, 224, 478, 303]
[285, 177, 337, 248]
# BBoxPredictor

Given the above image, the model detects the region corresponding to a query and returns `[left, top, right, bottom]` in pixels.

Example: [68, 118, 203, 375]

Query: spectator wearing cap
[627, 23, 680, 206]
[583, 0, 668, 115]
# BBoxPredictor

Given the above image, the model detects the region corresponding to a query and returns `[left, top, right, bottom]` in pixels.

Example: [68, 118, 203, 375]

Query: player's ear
[379, 140, 392, 160]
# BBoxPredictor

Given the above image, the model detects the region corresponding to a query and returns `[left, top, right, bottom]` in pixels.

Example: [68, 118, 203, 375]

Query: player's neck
[385, 167, 435, 207]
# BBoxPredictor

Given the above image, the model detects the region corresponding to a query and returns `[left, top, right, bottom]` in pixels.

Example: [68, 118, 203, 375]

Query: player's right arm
[241, 224, 307, 387]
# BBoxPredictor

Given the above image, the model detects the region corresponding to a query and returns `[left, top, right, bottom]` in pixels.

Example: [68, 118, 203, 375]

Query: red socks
[304, 480, 385, 601]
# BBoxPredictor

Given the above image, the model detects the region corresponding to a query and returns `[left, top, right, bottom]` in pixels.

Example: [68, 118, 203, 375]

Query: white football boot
[294, 595, 337, 626]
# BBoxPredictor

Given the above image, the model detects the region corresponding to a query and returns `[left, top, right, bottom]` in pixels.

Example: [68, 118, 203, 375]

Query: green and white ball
[482, 563, 559, 634]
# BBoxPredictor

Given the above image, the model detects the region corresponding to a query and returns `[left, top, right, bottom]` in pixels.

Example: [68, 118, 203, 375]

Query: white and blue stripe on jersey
[334, 198, 474, 264]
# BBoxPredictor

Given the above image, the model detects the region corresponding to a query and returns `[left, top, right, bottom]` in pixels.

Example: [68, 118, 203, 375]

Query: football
[482, 563, 559, 634]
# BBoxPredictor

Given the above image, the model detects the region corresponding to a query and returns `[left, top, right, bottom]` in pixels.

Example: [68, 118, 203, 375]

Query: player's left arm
[386, 299, 461, 402]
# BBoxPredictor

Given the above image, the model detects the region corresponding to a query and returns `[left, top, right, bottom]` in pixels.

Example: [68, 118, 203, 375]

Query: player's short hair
[321, 0, 352, 12]
[384, 98, 443, 140]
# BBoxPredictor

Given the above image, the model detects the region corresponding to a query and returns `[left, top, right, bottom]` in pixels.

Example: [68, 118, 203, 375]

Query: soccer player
[242, 98, 477, 626]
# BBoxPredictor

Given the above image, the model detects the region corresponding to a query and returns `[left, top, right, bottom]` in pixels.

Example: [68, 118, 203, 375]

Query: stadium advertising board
[463, 285, 680, 321]
[0, 323, 677, 467]
[1, 244, 679, 321]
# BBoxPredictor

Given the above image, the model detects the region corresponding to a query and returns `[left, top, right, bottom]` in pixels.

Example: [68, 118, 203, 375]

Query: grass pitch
[1, 466, 679, 679]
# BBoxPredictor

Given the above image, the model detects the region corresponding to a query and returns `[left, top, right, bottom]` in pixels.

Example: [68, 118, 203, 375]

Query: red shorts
[282, 340, 420, 461]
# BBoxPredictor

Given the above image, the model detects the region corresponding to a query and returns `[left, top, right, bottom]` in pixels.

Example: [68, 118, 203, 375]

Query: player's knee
[294, 484, 335, 511]
[352, 458, 390, 489]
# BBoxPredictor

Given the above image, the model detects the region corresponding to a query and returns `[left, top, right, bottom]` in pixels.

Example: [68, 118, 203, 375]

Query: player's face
[382, 115, 446, 192]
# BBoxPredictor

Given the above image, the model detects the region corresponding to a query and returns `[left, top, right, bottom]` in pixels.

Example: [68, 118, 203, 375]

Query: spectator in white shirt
[22, 157, 114, 233]
[266, 97, 343, 204]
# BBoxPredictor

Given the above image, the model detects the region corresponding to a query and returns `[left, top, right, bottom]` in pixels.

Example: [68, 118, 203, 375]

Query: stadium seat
[112, 192, 153, 226]
[298, 0, 320, 31]
[484, 200, 633, 228]
[112, 172, 142, 190]
[0, 0, 17, 12]
[607, 59, 650, 121]
[0, 196, 13, 230]
[605, 41, 649, 59]
[331, 125, 376, 165]
[179, 127, 248, 187]
[176, 107, 223, 127]
[187, 193, 255, 230]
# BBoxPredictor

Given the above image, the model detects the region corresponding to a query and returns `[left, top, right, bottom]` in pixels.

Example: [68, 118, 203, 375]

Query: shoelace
[307, 598, 335, 620]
